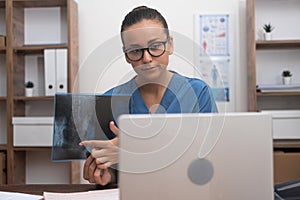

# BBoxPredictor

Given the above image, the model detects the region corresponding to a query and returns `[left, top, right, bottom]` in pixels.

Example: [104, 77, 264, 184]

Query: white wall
[75, 0, 248, 112]
[255, 0, 300, 85]
[75, 0, 247, 183]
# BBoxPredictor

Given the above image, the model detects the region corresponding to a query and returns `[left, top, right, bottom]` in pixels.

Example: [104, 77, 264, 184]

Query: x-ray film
[52, 93, 130, 161]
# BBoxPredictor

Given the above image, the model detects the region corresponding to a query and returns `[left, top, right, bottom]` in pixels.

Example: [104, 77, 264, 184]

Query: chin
[138, 70, 164, 84]
[135, 65, 168, 82]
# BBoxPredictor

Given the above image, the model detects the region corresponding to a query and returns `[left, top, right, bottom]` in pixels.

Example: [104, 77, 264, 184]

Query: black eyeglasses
[124, 40, 168, 62]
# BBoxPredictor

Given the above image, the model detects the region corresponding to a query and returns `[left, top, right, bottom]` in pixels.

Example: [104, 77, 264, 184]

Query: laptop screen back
[118, 113, 273, 200]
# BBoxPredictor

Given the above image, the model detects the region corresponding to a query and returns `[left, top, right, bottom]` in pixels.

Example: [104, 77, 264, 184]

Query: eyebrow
[126, 37, 167, 49]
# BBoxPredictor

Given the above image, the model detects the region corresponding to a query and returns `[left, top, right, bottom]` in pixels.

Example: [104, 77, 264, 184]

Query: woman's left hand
[80, 121, 119, 169]
[83, 155, 113, 185]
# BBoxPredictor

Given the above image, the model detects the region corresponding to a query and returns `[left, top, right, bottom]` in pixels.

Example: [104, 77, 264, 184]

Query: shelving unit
[247, 0, 300, 185]
[256, 40, 300, 50]
[0, 0, 7, 185]
[1, 0, 80, 184]
[247, 0, 300, 111]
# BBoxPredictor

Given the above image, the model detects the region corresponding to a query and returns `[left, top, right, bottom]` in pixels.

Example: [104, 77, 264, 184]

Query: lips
[140, 65, 158, 71]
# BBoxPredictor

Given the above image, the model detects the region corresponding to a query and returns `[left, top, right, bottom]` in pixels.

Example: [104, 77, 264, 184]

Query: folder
[55, 49, 68, 93]
[44, 49, 56, 96]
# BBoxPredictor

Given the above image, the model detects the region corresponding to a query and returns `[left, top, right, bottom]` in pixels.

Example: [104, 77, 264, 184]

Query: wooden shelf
[257, 92, 300, 96]
[14, 96, 54, 101]
[256, 40, 300, 50]
[274, 140, 300, 149]
[13, 44, 68, 54]
[0, 1, 5, 8]
[13, 0, 67, 8]
[3, 0, 79, 185]
[14, 147, 51, 151]
[0, 96, 6, 101]
[0, 145, 7, 150]
[248, 0, 300, 185]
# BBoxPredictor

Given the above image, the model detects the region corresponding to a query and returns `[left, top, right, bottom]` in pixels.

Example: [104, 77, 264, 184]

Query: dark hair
[121, 6, 169, 37]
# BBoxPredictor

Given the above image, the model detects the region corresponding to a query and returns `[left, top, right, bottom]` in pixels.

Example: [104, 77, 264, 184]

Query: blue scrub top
[104, 72, 218, 114]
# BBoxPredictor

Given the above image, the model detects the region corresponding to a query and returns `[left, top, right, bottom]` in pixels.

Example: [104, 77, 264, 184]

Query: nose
[142, 49, 152, 63]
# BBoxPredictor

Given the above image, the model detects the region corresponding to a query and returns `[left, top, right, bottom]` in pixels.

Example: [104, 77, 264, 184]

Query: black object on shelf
[274, 179, 300, 199]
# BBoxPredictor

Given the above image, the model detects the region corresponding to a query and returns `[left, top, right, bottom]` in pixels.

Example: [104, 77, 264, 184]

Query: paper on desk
[0, 191, 43, 200]
[43, 188, 119, 200]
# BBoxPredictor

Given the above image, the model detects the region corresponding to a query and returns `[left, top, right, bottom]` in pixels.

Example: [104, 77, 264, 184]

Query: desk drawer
[261, 110, 300, 139]
[274, 151, 300, 185]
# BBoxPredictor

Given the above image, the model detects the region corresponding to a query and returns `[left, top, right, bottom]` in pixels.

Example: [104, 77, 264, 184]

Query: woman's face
[122, 19, 173, 82]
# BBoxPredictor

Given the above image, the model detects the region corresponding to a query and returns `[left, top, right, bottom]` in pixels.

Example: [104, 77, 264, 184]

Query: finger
[95, 157, 109, 165]
[88, 159, 97, 183]
[93, 168, 102, 185]
[99, 169, 111, 185]
[94, 169, 111, 186]
[91, 148, 108, 158]
[92, 148, 118, 158]
[100, 169, 112, 185]
[110, 121, 119, 136]
[97, 161, 113, 169]
[83, 155, 94, 180]
[97, 163, 109, 170]
[80, 140, 110, 148]
[111, 137, 118, 146]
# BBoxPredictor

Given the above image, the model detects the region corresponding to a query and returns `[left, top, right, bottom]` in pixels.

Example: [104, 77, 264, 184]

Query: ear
[167, 36, 174, 55]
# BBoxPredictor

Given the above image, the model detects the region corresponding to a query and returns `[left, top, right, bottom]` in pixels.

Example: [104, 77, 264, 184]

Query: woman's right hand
[80, 121, 119, 169]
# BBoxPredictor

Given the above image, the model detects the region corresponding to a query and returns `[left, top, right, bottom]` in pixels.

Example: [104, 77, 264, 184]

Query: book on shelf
[256, 84, 300, 93]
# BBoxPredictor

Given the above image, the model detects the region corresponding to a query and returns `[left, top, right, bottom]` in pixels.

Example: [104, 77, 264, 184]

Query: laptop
[118, 113, 274, 200]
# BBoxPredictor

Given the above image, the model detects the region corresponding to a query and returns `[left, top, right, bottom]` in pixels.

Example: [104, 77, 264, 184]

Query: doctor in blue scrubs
[80, 6, 217, 186]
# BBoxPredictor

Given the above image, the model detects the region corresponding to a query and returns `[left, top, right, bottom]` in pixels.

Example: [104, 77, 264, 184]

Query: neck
[136, 71, 173, 94]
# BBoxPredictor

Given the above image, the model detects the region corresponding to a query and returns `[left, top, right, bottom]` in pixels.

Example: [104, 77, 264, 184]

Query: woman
[80, 6, 217, 186]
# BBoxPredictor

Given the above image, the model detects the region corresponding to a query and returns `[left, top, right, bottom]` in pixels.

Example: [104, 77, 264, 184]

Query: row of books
[256, 84, 300, 93]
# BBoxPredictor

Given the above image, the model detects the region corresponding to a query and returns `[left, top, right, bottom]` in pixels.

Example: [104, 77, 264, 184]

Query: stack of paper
[43, 188, 119, 200]
[256, 84, 300, 93]
[0, 191, 42, 200]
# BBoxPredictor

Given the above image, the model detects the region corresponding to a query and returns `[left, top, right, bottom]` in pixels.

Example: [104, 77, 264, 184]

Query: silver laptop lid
[118, 113, 273, 200]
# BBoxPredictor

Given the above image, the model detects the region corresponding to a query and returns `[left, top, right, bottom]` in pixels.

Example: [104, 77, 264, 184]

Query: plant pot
[264, 32, 272, 41]
[25, 88, 33, 97]
[282, 77, 292, 85]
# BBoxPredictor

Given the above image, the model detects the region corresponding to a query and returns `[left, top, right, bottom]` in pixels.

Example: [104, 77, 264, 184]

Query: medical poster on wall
[194, 14, 231, 104]
[199, 58, 230, 102]
[199, 14, 229, 56]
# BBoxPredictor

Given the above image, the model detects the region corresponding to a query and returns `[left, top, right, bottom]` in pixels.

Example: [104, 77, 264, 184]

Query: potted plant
[263, 23, 275, 41]
[25, 81, 34, 96]
[282, 70, 292, 85]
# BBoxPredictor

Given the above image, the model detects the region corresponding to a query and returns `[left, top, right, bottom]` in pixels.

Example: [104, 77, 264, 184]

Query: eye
[149, 42, 164, 50]
[127, 48, 142, 54]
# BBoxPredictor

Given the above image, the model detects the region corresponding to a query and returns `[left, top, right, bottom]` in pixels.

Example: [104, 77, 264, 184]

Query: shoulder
[174, 72, 209, 91]
[103, 78, 136, 95]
